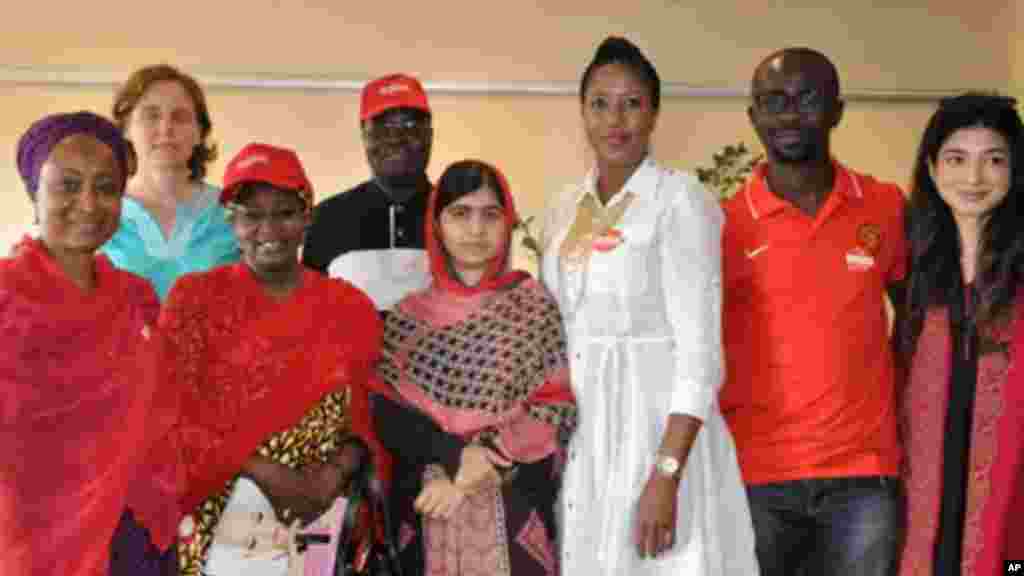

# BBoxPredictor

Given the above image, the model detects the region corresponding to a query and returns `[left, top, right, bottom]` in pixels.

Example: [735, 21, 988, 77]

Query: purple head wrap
[16, 111, 132, 199]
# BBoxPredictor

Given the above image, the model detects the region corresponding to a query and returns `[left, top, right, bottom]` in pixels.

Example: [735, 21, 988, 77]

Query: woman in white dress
[541, 36, 758, 575]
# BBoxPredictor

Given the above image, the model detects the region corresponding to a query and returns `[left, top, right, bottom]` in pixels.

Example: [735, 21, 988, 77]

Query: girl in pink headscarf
[372, 160, 577, 576]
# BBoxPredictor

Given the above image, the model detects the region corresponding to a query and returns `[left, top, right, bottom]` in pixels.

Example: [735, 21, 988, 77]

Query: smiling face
[437, 184, 507, 286]
[361, 108, 432, 187]
[748, 51, 843, 165]
[230, 184, 310, 278]
[34, 134, 123, 257]
[930, 125, 1011, 226]
[125, 79, 201, 173]
[581, 62, 658, 173]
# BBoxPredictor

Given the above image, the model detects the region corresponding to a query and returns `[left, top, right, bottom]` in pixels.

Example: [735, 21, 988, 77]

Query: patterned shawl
[0, 237, 167, 575]
[899, 291, 1024, 575]
[379, 161, 576, 461]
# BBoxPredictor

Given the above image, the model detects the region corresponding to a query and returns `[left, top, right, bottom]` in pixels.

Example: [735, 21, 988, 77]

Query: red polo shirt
[720, 162, 906, 485]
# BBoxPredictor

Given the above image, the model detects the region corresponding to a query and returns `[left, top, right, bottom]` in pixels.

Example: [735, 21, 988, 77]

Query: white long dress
[541, 159, 758, 575]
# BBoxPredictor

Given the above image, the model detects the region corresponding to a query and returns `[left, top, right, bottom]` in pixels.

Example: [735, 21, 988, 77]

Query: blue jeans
[746, 476, 901, 576]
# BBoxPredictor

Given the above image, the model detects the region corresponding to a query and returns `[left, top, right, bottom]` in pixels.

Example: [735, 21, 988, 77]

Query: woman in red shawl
[0, 111, 174, 575]
[163, 143, 382, 574]
[372, 159, 577, 576]
[899, 93, 1024, 575]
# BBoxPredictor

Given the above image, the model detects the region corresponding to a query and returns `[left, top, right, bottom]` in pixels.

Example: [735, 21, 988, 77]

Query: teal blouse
[102, 182, 240, 300]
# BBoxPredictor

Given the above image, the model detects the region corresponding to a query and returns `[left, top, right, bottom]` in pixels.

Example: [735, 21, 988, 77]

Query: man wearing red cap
[302, 73, 434, 312]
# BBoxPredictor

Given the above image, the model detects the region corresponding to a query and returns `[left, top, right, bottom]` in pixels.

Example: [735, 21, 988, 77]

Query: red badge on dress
[591, 228, 624, 252]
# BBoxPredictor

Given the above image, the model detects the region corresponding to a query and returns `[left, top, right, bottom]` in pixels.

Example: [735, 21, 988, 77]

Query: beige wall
[1013, 1, 1024, 102]
[0, 1, 1014, 261]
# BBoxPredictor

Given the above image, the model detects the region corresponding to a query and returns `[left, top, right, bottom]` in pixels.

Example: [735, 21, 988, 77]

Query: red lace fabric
[899, 296, 1024, 575]
[0, 238, 165, 576]
[163, 264, 382, 513]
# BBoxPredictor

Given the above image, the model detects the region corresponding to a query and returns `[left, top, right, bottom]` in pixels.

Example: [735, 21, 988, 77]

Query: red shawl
[899, 291, 1024, 575]
[164, 264, 382, 513]
[0, 237, 165, 576]
[382, 161, 575, 462]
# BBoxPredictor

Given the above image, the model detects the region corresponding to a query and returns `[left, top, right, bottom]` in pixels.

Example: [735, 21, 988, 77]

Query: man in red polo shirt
[720, 47, 906, 575]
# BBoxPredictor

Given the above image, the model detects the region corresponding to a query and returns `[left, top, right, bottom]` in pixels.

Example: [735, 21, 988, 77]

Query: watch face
[656, 455, 680, 476]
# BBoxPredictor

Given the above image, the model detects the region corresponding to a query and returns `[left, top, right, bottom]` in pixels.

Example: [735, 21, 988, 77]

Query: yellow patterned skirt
[178, 391, 348, 575]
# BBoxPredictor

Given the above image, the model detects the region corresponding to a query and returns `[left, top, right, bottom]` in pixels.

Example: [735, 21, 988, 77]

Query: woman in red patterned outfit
[373, 159, 577, 576]
[163, 143, 383, 574]
[900, 93, 1024, 575]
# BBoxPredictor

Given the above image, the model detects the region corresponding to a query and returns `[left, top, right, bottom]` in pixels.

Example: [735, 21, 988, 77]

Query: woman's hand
[303, 463, 347, 504]
[302, 439, 368, 514]
[242, 455, 324, 525]
[453, 444, 509, 494]
[414, 477, 466, 520]
[634, 473, 679, 559]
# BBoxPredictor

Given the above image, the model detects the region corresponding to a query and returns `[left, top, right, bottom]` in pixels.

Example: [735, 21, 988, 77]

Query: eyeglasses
[229, 205, 306, 227]
[752, 89, 828, 115]
[363, 118, 430, 141]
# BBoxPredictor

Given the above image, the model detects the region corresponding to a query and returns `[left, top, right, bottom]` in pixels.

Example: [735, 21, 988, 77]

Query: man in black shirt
[303, 73, 434, 310]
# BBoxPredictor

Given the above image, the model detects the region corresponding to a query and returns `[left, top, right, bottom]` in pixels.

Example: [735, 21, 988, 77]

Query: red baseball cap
[220, 143, 314, 207]
[360, 73, 430, 121]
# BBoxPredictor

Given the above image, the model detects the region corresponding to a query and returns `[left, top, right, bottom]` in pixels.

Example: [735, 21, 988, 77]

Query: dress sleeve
[371, 394, 466, 477]
[658, 175, 724, 422]
[326, 284, 391, 480]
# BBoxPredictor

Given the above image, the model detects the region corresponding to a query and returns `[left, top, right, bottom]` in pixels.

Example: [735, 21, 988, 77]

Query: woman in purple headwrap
[0, 111, 182, 576]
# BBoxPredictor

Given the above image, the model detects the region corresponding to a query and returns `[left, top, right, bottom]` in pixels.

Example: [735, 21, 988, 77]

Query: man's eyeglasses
[752, 89, 828, 115]
[363, 118, 430, 141]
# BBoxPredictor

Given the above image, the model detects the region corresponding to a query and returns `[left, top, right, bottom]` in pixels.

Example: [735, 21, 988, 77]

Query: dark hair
[433, 160, 506, 219]
[579, 36, 661, 110]
[903, 92, 1024, 354]
[112, 64, 217, 180]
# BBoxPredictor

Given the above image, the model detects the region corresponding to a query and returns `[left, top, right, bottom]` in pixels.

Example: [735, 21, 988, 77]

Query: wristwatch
[654, 454, 681, 478]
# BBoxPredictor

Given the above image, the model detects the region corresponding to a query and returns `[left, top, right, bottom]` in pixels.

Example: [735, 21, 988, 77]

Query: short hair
[753, 47, 840, 99]
[112, 64, 217, 180]
[579, 36, 661, 110]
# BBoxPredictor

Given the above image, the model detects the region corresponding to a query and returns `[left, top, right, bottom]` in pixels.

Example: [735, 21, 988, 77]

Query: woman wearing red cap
[161, 143, 383, 575]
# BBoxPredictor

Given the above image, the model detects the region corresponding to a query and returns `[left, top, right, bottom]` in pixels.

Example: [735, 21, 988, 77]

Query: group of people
[0, 33, 1021, 576]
